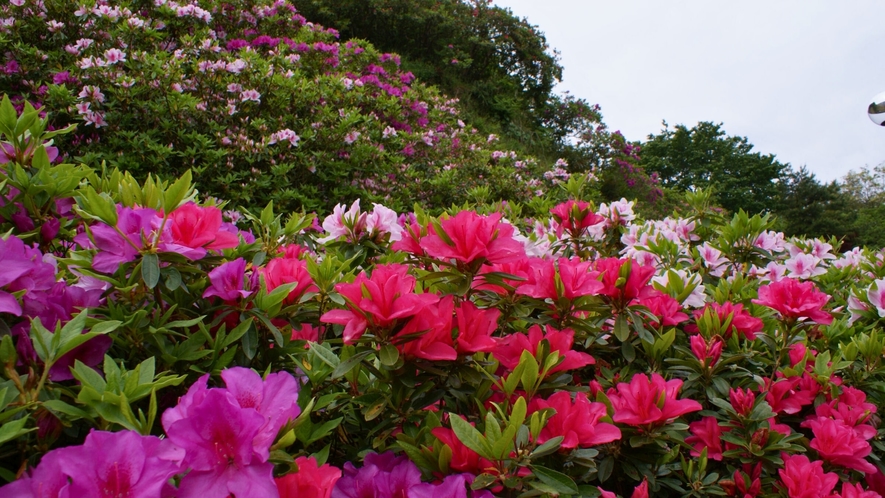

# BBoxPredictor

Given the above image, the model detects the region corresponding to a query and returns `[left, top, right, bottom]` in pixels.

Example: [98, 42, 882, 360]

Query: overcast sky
[494, 1, 885, 183]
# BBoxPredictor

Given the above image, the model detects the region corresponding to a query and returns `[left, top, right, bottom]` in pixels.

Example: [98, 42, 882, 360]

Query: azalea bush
[0, 0, 618, 214]
[1, 98, 884, 498]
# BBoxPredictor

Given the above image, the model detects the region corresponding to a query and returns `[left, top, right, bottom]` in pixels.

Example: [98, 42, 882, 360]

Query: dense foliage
[1, 97, 884, 498]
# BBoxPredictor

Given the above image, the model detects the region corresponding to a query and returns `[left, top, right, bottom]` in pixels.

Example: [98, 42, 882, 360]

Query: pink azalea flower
[636, 292, 689, 328]
[164, 202, 240, 259]
[455, 301, 500, 354]
[687, 302, 763, 340]
[395, 295, 457, 361]
[472, 258, 532, 295]
[549, 199, 604, 238]
[690, 334, 723, 367]
[785, 253, 826, 279]
[320, 264, 439, 343]
[729, 387, 757, 417]
[609, 373, 702, 428]
[431, 426, 495, 475]
[419, 211, 525, 265]
[834, 482, 883, 498]
[685, 416, 726, 460]
[752, 278, 833, 325]
[594, 257, 656, 306]
[866, 278, 885, 317]
[778, 453, 839, 498]
[517, 257, 604, 301]
[494, 324, 594, 374]
[803, 416, 877, 473]
[261, 257, 318, 305]
[814, 386, 877, 440]
[528, 391, 621, 450]
[275, 456, 341, 498]
[763, 377, 815, 415]
[365, 203, 402, 242]
[631, 478, 650, 498]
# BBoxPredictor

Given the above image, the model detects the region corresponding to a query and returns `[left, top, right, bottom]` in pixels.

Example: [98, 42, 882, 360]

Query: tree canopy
[639, 121, 789, 215]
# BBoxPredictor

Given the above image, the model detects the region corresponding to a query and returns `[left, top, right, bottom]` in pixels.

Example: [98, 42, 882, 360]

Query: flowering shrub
[0, 0, 587, 214]
[1, 98, 885, 498]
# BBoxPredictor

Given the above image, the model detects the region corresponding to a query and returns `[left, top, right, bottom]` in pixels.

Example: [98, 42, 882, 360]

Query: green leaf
[0, 417, 32, 445]
[379, 344, 399, 366]
[614, 314, 630, 342]
[0, 95, 17, 136]
[162, 170, 193, 211]
[530, 436, 563, 458]
[142, 254, 160, 289]
[531, 465, 579, 495]
[449, 413, 493, 460]
[331, 350, 373, 379]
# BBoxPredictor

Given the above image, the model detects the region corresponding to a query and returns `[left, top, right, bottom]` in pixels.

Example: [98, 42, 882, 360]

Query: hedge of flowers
[0, 0, 655, 215]
[1, 98, 884, 498]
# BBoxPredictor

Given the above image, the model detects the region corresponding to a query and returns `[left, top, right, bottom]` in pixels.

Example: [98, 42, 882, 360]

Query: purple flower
[408, 474, 495, 498]
[59, 430, 183, 497]
[75, 205, 164, 273]
[0, 430, 183, 498]
[161, 367, 301, 498]
[203, 258, 252, 301]
[165, 389, 278, 498]
[0, 445, 73, 497]
[331, 452, 422, 498]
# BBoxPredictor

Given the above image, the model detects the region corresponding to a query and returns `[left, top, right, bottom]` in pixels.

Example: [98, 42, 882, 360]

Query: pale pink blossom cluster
[267, 129, 300, 147]
[318, 200, 402, 244]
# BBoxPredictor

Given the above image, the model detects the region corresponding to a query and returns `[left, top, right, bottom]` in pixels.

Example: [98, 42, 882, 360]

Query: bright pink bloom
[0, 444, 73, 497]
[276, 456, 341, 498]
[494, 324, 594, 374]
[631, 478, 649, 498]
[550, 200, 604, 238]
[472, 259, 532, 295]
[729, 387, 757, 417]
[834, 482, 882, 498]
[455, 301, 499, 354]
[690, 334, 723, 367]
[778, 454, 839, 498]
[752, 278, 833, 325]
[419, 211, 525, 265]
[594, 258, 655, 305]
[262, 257, 318, 305]
[203, 258, 252, 301]
[520, 257, 604, 301]
[609, 373, 702, 428]
[815, 386, 877, 440]
[291, 323, 323, 344]
[685, 416, 726, 460]
[395, 295, 457, 361]
[166, 202, 240, 259]
[687, 302, 763, 340]
[528, 392, 621, 450]
[597, 488, 617, 498]
[636, 292, 689, 328]
[763, 377, 815, 415]
[803, 417, 877, 473]
[321, 264, 439, 343]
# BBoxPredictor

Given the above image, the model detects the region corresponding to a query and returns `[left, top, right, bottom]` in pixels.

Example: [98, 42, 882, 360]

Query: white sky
[494, 0, 885, 183]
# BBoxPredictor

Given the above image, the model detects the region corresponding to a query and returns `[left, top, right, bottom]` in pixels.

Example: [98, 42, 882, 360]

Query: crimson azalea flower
[262, 257, 318, 305]
[778, 454, 839, 498]
[419, 210, 525, 265]
[594, 257, 655, 306]
[164, 202, 240, 259]
[517, 257, 604, 301]
[321, 264, 439, 343]
[276, 456, 341, 498]
[803, 417, 877, 474]
[609, 373, 701, 428]
[455, 301, 500, 354]
[685, 416, 727, 460]
[528, 391, 621, 450]
[431, 426, 496, 475]
[549, 199, 604, 238]
[395, 295, 457, 361]
[752, 278, 833, 325]
[493, 324, 594, 374]
[686, 301, 763, 340]
[635, 292, 689, 328]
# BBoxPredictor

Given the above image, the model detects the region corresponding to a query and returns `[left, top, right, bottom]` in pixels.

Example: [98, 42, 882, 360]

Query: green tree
[639, 121, 789, 214]
[775, 166, 854, 244]
[838, 162, 885, 248]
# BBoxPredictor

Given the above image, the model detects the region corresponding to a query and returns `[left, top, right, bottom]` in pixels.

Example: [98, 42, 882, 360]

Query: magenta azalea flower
[331, 452, 422, 498]
[609, 373, 702, 428]
[162, 367, 301, 498]
[203, 258, 252, 301]
[752, 278, 833, 325]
